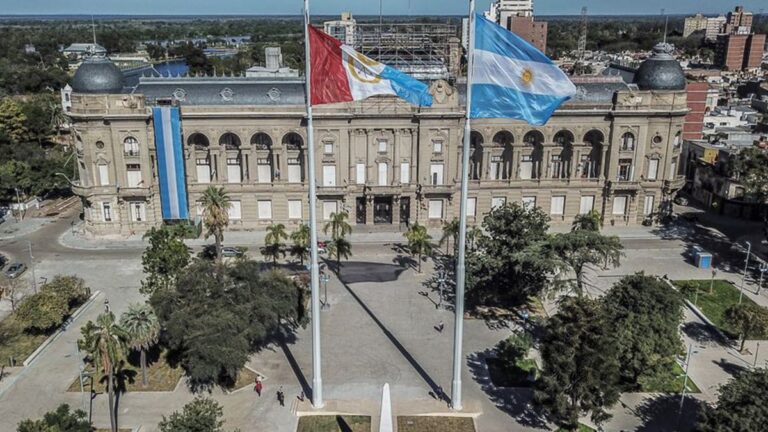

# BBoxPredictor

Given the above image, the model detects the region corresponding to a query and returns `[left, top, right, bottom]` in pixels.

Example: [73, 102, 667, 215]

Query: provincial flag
[308, 25, 433, 107]
[470, 14, 577, 125]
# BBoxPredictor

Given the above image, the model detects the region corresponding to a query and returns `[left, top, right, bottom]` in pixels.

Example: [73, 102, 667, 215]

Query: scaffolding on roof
[353, 22, 460, 81]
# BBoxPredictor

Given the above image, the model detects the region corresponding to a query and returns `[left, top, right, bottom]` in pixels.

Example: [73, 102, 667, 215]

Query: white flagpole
[451, 0, 476, 411]
[303, 0, 323, 408]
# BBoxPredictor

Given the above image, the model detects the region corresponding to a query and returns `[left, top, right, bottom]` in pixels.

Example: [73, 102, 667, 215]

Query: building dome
[633, 43, 686, 91]
[71, 56, 124, 94]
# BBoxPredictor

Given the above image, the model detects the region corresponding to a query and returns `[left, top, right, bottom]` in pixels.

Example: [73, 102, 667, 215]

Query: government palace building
[62, 43, 688, 236]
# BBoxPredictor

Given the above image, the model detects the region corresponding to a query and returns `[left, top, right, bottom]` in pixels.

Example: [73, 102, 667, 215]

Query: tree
[78, 312, 129, 432]
[730, 147, 768, 240]
[289, 224, 310, 265]
[323, 211, 352, 240]
[158, 397, 225, 432]
[200, 186, 231, 265]
[547, 230, 623, 296]
[698, 368, 768, 432]
[572, 210, 602, 232]
[724, 303, 768, 352]
[15, 291, 69, 332]
[534, 297, 621, 430]
[150, 260, 302, 390]
[17, 404, 91, 432]
[466, 203, 555, 308]
[0, 276, 24, 312]
[495, 331, 532, 371]
[404, 222, 434, 273]
[262, 223, 287, 265]
[328, 237, 352, 275]
[119, 304, 160, 388]
[140, 226, 190, 297]
[0, 97, 28, 143]
[41, 275, 88, 309]
[602, 273, 684, 389]
[439, 218, 459, 256]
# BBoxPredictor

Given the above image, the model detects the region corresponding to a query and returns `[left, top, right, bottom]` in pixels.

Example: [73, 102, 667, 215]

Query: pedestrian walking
[297, 391, 305, 402]
[276, 386, 285, 406]
[435, 321, 444, 333]
[254, 377, 263, 397]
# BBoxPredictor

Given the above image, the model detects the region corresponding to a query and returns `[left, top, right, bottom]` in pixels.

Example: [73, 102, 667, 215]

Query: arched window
[251, 132, 272, 150]
[523, 130, 544, 146]
[219, 133, 241, 150]
[621, 132, 635, 151]
[492, 131, 514, 146]
[187, 133, 210, 150]
[123, 136, 139, 156]
[282, 132, 304, 150]
[553, 130, 574, 146]
[581, 130, 604, 179]
[583, 130, 604, 146]
[673, 132, 682, 148]
[469, 131, 484, 180]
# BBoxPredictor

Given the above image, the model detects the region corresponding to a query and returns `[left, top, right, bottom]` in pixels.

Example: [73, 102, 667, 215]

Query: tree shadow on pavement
[681, 321, 730, 346]
[467, 349, 548, 429]
[712, 358, 748, 378]
[633, 393, 703, 432]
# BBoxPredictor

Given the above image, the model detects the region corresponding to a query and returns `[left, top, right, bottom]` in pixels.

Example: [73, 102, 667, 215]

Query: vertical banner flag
[471, 14, 577, 125]
[308, 25, 433, 107]
[152, 106, 189, 220]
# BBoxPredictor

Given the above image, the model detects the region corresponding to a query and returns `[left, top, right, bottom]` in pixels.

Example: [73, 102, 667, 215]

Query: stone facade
[65, 79, 687, 236]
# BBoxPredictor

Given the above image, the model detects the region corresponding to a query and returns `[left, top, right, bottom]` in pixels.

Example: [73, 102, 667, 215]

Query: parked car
[0, 254, 7, 270]
[5, 263, 27, 279]
[674, 194, 689, 206]
[307, 241, 327, 255]
[222, 246, 245, 258]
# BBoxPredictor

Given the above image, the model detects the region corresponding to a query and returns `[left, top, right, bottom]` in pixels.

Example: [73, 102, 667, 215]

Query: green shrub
[15, 291, 69, 332]
[41, 275, 88, 309]
[496, 331, 533, 370]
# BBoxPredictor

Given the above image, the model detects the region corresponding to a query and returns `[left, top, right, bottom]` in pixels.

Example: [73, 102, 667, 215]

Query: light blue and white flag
[152, 106, 189, 220]
[470, 14, 577, 125]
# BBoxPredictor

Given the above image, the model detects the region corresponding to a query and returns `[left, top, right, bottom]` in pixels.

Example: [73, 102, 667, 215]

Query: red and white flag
[308, 25, 432, 107]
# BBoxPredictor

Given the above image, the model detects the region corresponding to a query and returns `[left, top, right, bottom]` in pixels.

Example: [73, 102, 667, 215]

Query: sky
[0, 0, 765, 16]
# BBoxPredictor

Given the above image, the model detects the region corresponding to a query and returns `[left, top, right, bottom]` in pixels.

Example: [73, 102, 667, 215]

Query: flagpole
[304, 0, 323, 409]
[451, 0, 476, 411]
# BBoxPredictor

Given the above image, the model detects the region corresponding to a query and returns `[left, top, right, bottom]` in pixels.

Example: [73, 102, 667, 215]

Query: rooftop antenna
[379, 0, 383, 61]
[91, 15, 97, 45]
[661, 8, 668, 44]
[578, 6, 588, 62]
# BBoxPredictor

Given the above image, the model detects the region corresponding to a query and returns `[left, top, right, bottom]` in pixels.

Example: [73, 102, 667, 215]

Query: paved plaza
[1, 205, 767, 431]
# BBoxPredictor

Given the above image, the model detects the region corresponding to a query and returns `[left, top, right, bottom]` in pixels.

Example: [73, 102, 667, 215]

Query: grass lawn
[67, 354, 183, 393]
[675, 279, 767, 338]
[639, 362, 701, 394]
[556, 424, 596, 432]
[296, 415, 371, 432]
[397, 416, 476, 432]
[486, 357, 538, 388]
[0, 315, 49, 366]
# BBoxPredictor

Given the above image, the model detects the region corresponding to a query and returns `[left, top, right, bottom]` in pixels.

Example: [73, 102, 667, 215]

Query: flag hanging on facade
[152, 106, 189, 220]
[470, 14, 576, 125]
[308, 25, 433, 107]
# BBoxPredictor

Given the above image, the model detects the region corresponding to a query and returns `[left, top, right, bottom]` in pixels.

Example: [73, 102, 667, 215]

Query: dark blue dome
[71, 56, 124, 94]
[634, 43, 686, 91]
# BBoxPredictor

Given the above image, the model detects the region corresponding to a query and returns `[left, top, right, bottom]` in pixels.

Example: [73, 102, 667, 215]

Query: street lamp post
[28, 241, 37, 294]
[755, 342, 761, 368]
[758, 263, 767, 295]
[739, 242, 752, 304]
[710, 269, 717, 294]
[678, 344, 699, 426]
[437, 269, 445, 310]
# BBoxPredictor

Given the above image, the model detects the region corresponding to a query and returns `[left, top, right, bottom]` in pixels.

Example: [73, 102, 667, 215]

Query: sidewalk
[0, 217, 56, 241]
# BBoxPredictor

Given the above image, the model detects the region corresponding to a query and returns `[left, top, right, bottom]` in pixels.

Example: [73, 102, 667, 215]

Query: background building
[705, 15, 727, 41]
[323, 12, 356, 45]
[484, 0, 547, 52]
[715, 33, 767, 71]
[683, 14, 708, 38]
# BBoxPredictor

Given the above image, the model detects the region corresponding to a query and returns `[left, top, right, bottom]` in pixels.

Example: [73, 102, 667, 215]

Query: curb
[22, 290, 102, 367]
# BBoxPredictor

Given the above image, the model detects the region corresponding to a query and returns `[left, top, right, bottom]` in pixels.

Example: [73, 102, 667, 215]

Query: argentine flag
[470, 14, 577, 125]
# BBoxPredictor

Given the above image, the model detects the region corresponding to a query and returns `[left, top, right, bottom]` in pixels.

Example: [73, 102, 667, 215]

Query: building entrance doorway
[373, 196, 393, 224]
[356, 197, 367, 224]
[400, 197, 410, 227]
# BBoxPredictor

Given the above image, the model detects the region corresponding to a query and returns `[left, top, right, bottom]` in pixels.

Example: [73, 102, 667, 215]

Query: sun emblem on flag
[521, 68, 534, 85]
[347, 52, 382, 84]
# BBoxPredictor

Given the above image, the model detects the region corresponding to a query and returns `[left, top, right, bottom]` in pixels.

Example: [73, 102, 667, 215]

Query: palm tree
[404, 222, 434, 273]
[119, 304, 160, 388]
[200, 186, 231, 264]
[323, 211, 352, 240]
[328, 237, 352, 275]
[78, 312, 129, 432]
[261, 223, 288, 265]
[439, 218, 459, 256]
[572, 210, 602, 232]
[290, 224, 310, 266]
